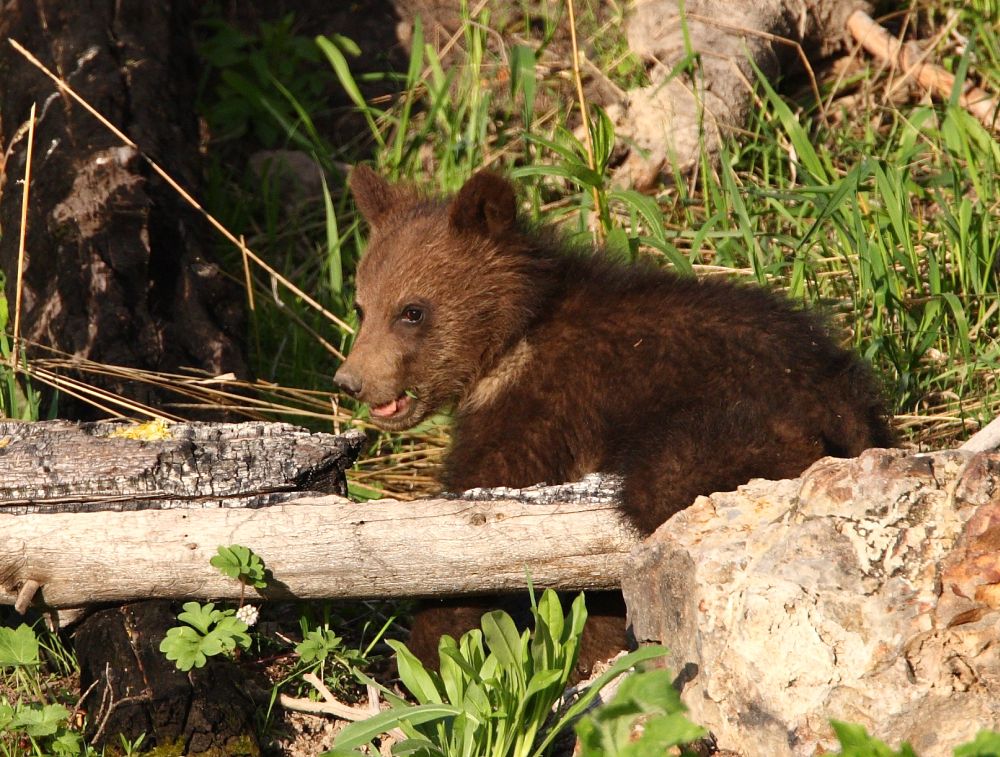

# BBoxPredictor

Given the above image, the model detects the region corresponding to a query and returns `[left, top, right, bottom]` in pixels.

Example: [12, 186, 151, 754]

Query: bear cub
[336, 166, 893, 672]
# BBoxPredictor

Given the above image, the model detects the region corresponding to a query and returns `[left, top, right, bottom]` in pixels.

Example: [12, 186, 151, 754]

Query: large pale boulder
[623, 448, 1000, 756]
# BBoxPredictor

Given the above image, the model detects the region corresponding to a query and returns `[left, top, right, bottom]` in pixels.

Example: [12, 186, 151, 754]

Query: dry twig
[847, 9, 999, 132]
[12, 102, 35, 364]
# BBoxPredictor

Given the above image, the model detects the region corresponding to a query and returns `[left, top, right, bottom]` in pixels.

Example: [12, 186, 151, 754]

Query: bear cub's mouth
[370, 392, 413, 420]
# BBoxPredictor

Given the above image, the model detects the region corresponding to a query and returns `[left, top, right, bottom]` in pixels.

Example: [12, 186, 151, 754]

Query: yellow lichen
[108, 418, 173, 441]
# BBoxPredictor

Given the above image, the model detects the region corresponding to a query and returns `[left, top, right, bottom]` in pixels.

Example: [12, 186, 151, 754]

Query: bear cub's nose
[334, 367, 362, 397]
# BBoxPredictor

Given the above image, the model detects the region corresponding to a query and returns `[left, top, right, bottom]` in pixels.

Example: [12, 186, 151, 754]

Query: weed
[160, 602, 253, 672]
[159, 544, 267, 671]
[574, 667, 705, 756]
[327, 589, 673, 757]
[0, 272, 40, 421]
[0, 624, 88, 756]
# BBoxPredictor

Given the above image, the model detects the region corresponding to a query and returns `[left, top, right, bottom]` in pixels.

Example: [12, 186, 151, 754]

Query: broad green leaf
[388, 639, 444, 704]
[332, 703, 461, 750]
[0, 624, 40, 668]
[827, 720, 918, 757]
[210, 544, 267, 587]
[176, 602, 220, 635]
[481, 610, 525, 671]
[386, 737, 443, 756]
[297, 627, 344, 663]
[0, 701, 16, 730]
[51, 730, 84, 757]
[13, 702, 70, 738]
[522, 668, 563, 702]
[537, 645, 669, 755]
[624, 711, 706, 753]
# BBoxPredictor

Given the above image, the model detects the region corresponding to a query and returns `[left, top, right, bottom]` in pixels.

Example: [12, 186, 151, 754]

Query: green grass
[0, 273, 41, 421]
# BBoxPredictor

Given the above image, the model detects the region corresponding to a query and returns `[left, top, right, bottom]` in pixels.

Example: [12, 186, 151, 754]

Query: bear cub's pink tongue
[371, 394, 411, 418]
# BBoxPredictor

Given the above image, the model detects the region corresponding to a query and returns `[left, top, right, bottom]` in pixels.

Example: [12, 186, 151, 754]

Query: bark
[0, 419, 364, 515]
[0, 0, 246, 416]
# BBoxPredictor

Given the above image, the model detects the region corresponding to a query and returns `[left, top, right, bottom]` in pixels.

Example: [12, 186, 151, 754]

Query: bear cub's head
[335, 166, 544, 430]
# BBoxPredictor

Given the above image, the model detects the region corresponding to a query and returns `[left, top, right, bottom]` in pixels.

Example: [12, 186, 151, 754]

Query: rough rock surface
[623, 447, 1000, 756]
[617, 0, 869, 185]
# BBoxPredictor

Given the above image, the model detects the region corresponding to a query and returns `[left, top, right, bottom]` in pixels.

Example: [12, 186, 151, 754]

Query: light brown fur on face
[338, 165, 895, 678]
[336, 167, 547, 430]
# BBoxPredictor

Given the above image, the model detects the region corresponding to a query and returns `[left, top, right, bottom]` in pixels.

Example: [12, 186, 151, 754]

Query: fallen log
[0, 419, 636, 753]
[1, 487, 638, 610]
[0, 420, 637, 612]
[0, 419, 362, 515]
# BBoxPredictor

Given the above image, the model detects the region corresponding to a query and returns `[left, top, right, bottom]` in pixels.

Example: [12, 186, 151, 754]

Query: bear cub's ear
[349, 164, 397, 230]
[449, 171, 517, 237]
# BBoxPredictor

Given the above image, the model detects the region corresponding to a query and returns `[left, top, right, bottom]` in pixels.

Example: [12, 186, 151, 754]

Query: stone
[623, 448, 1000, 756]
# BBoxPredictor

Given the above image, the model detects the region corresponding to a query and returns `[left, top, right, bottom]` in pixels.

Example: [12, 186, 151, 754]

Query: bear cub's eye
[401, 306, 425, 325]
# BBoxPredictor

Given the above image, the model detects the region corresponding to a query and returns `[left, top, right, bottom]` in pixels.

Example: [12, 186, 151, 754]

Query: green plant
[0, 625, 44, 704]
[116, 732, 147, 756]
[211, 544, 269, 590]
[292, 617, 371, 694]
[955, 731, 1000, 757]
[159, 602, 253, 672]
[0, 271, 41, 421]
[160, 544, 266, 671]
[827, 722, 918, 757]
[326, 590, 671, 757]
[573, 667, 705, 756]
[823, 723, 1000, 757]
[0, 699, 84, 756]
[0, 624, 88, 756]
[198, 12, 328, 148]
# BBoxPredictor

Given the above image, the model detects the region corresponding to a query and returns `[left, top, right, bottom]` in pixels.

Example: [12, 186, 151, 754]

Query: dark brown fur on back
[338, 166, 894, 672]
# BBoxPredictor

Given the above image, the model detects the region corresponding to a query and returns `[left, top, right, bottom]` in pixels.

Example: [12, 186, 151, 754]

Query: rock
[622, 448, 1000, 756]
[615, 0, 870, 185]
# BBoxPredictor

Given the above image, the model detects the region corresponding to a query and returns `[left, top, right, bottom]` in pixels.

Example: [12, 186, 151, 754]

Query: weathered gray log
[623, 447, 1000, 757]
[0, 419, 364, 515]
[0, 421, 636, 608]
[1, 476, 638, 610]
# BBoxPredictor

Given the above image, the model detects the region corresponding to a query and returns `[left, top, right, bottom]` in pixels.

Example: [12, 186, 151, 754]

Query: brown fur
[337, 166, 894, 674]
